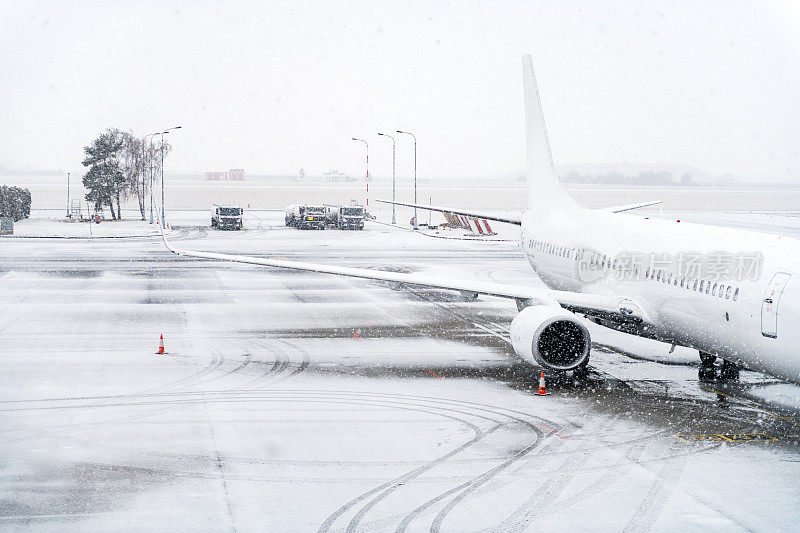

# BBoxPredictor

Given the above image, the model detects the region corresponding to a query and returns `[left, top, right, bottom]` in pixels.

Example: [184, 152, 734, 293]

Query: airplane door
[761, 272, 791, 338]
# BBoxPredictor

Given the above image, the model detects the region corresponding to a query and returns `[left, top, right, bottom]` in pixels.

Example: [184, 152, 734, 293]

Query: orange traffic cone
[537, 371, 547, 396]
[156, 334, 166, 355]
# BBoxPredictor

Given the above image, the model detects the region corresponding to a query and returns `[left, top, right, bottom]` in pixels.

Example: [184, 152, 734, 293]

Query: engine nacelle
[510, 306, 591, 371]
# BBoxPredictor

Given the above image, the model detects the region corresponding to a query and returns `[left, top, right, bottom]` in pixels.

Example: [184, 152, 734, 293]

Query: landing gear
[699, 352, 717, 368]
[698, 352, 717, 381]
[698, 352, 740, 382]
[572, 362, 590, 379]
[719, 359, 740, 381]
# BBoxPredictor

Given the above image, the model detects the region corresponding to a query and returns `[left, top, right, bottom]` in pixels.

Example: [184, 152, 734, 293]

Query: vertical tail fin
[522, 56, 577, 211]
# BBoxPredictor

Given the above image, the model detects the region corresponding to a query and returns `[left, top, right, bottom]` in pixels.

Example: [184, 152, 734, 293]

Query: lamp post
[396, 130, 417, 229]
[66, 172, 70, 218]
[377, 132, 396, 224]
[351, 137, 369, 208]
[151, 126, 181, 226]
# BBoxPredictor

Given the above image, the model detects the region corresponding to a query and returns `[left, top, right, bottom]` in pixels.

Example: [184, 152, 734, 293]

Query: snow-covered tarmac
[2, 212, 800, 531]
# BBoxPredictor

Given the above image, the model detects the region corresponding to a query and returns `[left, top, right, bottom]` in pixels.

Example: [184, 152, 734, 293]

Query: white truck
[285, 204, 326, 230]
[211, 204, 243, 230]
[325, 204, 366, 230]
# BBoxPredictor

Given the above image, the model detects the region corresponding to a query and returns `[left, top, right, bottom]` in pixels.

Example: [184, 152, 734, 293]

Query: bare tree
[120, 131, 146, 219]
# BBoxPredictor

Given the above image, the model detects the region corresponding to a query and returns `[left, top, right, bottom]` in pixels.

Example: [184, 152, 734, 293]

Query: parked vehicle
[285, 204, 326, 230]
[325, 204, 365, 230]
[211, 204, 243, 230]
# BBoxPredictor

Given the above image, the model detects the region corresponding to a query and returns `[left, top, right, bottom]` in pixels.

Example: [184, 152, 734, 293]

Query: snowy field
[2, 209, 800, 531]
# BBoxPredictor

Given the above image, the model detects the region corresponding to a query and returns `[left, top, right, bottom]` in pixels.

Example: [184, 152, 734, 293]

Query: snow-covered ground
[1, 211, 800, 531]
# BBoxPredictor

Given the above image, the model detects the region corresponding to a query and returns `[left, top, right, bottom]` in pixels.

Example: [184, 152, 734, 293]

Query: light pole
[66, 172, 70, 218]
[377, 132, 396, 224]
[396, 130, 417, 229]
[151, 126, 181, 226]
[351, 137, 369, 208]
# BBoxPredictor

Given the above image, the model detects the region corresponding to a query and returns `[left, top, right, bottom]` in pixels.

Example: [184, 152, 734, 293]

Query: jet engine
[510, 306, 591, 371]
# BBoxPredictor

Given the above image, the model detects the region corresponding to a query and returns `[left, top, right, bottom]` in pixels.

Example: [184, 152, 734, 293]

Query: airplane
[161, 55, 800, 385]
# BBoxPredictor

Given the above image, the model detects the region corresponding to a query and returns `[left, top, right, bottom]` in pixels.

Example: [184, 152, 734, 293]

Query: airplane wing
[375, 199, 522, 225]
[160, 229, 648, 324]
[376, 199, 661, 223]
[597, 201, 662, 214]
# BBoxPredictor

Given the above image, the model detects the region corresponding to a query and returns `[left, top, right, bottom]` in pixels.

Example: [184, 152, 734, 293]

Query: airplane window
[726, 286, 732, 299]
[733, 287, 739, 301]
[699, 280, 705, 292]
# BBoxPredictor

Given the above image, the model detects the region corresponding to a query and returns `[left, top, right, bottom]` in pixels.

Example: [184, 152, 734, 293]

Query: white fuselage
[520, 206, 800, 383]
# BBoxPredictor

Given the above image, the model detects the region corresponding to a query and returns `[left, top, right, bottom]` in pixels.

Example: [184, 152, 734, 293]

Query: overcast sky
[2, 0, 799, 181]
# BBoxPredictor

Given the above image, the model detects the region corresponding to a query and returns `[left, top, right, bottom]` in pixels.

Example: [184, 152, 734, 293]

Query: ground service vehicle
[325, 204, 365, 230]
[211, 204, 243, 230]
[285, 204, 326, 230]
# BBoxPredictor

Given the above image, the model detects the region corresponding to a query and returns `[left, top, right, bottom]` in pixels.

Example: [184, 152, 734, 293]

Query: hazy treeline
[0, 185, 32, 221]
[562, 171, 698, 186]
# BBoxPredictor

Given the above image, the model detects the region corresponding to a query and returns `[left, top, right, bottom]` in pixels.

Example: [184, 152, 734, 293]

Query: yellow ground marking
[673, 433, 777, 443]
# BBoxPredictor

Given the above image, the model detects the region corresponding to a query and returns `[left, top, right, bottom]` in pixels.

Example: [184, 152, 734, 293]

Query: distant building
[323, 170, 355, 182]
[206, 169, 246, 181]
